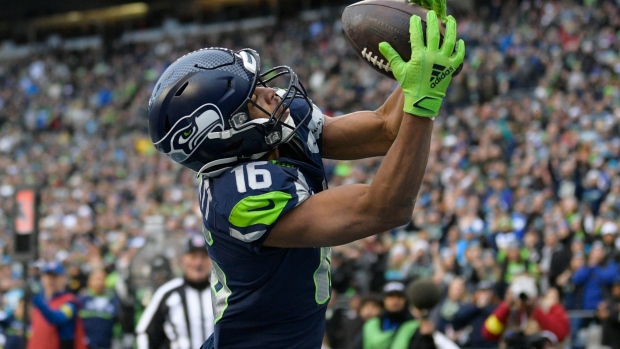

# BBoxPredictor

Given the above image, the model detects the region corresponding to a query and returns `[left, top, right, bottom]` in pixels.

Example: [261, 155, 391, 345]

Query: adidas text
[430, 66, 454, 88]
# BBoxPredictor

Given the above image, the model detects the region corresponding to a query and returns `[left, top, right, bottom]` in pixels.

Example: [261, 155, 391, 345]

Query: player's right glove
[379, 11, 464, 118]
[409, 0, 447, 23]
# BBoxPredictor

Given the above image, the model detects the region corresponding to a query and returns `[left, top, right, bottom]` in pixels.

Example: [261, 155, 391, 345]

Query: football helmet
[147, 47, 312, 176]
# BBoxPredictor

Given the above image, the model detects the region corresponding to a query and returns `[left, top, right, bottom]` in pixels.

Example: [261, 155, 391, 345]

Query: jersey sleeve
[205, 160, 311, 253]
[303, 103, 324, 154]
[32, 295, 77, 325]
[285, 95, 324, 155]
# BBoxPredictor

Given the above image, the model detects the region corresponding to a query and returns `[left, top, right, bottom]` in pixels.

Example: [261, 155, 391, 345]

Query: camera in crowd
[510, 274, 538, 304]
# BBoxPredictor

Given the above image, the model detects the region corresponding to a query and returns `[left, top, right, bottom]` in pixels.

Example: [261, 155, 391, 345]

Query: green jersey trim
[229, 191, 292, 228]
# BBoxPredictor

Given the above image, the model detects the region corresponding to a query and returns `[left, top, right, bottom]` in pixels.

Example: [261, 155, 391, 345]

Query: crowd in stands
[0, 0, 620, 348]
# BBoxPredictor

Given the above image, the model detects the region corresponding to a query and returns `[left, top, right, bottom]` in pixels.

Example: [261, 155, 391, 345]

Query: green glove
[409, 0, 447, 23]
[379, 11, 465, 118]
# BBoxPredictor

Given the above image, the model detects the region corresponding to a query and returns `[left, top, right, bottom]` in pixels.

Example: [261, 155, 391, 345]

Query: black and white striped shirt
[136, 278, 214, 349]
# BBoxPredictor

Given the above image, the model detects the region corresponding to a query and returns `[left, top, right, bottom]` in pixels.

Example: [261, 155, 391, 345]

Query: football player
[147, 9, 464, 349]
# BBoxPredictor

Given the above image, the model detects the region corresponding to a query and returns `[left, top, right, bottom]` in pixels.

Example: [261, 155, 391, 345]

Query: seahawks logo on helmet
[154, 104, 225, 163]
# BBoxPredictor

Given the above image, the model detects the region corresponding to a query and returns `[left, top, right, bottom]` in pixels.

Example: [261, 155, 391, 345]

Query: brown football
[342, 0, 462, 80]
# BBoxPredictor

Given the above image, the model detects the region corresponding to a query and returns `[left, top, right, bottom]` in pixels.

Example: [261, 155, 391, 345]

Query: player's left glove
[409, 0, 448, 23]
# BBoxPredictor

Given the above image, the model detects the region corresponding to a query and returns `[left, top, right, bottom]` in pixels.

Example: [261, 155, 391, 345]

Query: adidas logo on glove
[430, 64, 454, 88]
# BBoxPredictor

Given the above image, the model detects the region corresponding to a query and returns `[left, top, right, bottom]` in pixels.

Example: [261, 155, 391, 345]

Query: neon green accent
[203, 226, 213, 246]
[211, 261, 231, 324]
[270, 160, 296, 169]
[229, 191, 292, 227]
[5, 328, 23, 336]
[389, 320, 421, 349]
[183, 130, 192, 137]
[412, 96, 444, 115]
[363, 317, 397, 349]
[378, 11, 464, 117]
[313, 247, 331, 305]
[78, 310, 114, 320]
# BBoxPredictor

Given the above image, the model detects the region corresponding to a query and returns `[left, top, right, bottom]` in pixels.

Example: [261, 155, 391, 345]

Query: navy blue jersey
[78, 291, 119, 349]
[198, 99, 331, 348]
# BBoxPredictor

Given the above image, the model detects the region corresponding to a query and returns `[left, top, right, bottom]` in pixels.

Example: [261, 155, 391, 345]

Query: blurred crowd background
[1, 0, 620, 348]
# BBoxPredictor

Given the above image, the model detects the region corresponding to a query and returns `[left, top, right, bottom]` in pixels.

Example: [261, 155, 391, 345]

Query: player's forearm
[364, 114, 432, 226]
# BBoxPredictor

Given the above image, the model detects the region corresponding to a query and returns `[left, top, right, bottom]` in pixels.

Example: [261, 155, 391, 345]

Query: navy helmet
[147, 47, 312, 176]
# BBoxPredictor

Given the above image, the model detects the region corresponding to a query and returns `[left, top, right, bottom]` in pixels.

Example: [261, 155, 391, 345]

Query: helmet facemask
[227, 50, 313, 147]
[197, 49, 313, 175]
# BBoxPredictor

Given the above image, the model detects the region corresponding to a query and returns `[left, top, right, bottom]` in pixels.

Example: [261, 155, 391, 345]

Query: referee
[136, 236, 214, 349]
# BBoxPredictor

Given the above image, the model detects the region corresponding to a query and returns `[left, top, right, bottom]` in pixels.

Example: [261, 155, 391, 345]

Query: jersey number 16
[232, 162, 272, 193]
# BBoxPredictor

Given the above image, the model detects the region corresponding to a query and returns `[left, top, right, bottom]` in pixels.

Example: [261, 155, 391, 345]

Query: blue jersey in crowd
[78, 290, 119, 349]
[0, 311, 26, 349]
[199, 97, 331, 349]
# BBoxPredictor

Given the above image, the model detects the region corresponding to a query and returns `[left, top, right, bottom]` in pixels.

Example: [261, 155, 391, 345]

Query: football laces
[361, 47, 392, 73]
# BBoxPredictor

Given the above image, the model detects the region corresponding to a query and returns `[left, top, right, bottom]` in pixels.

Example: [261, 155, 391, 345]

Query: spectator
[390, 279, 459, 349]
[482, 274, 570, 346]
[555, 251, 585, 311]
[149, 255, 175, 290]
[581, 169, 607, 216]
[459, 243, 485, 288]
[539, 230, 572, 294]
[522, 229, 542, 265]
[555, 251, 588, 348]
[478, 249, 500, 285]
[597, 275, 620, 349]
[78, 268, 120, 349]
[136, 236, 213, 349]
[347, 294, 383, 349]
[28, 261, 87, 349]
[0, 297, 27, 349]
[405, 240, 435, 283]
[361, 281, 412, 349]
[600, 221, 619, 263]
[66, 264, 88, 296]
[571, 241, 618, 312]
[497, 240, 538, 297]
[450, 281, 497, 348]
[436, 277, 466, 335]
[325, 290, 350, 349]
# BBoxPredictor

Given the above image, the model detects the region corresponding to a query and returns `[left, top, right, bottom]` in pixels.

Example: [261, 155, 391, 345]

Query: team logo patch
[155, 104, 225, 163]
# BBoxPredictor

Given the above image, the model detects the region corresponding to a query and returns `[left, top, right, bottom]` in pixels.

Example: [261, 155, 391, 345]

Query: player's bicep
[264, 184, 391, 248]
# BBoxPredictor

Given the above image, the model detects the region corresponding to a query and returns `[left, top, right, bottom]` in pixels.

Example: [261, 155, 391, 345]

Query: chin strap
[279, 113, 297, 145]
